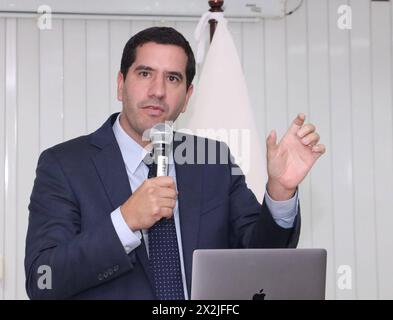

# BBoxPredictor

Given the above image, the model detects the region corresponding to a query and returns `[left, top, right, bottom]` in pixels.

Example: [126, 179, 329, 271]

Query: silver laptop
[191, 248, 327, 300]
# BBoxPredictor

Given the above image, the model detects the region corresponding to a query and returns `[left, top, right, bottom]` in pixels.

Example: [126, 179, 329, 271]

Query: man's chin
[144, 119, 164, 129]
[138, 121, 162, 141]
[144, 116, 175, 128]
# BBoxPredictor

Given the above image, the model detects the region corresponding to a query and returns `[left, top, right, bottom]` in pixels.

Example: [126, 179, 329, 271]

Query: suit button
[108, 269, 113, 276]
[103, 272, 108, 278]
[114, 265, 119, 272]
[98, 273, 103, 281]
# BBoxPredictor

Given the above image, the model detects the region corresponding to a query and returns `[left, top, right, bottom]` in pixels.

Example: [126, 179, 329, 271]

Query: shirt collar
[112, 113, 150, 175]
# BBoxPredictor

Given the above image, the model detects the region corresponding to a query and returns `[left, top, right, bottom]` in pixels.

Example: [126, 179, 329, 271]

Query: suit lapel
[173, 134, 203, 296]
[90, 113, 154, 291]
[91, 142, 131, 210]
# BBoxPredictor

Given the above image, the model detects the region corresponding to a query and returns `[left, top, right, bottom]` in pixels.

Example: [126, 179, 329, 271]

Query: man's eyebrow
[134, 65, 154, 72]
[134, 65, 184, 81]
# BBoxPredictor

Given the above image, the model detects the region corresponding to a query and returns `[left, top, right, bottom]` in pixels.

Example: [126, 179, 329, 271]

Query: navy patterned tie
[145, 155, 185, 300]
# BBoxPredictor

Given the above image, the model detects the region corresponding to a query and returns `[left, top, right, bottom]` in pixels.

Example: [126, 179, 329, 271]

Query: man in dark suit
[25, 27, 325, 299]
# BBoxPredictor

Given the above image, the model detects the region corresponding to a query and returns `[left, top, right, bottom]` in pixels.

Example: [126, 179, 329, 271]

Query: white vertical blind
[0, 17, 6, 300]
[371, 1, 393, 300]
[1, 0, 393, 300]
[351, 0, 379, 299]
[287, 0, 311, 253]
[39, 19, 63, 151]
[329, 0, 357, 300]
[306, 0, 336, 299]
[109, 20, 131, 115]
[4, 18, 17, 300]
[15, 18, 39, 300]
[64, 19, 87, 139]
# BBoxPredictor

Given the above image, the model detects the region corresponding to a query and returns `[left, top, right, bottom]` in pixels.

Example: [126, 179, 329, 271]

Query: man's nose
[148, 75, 166, 99]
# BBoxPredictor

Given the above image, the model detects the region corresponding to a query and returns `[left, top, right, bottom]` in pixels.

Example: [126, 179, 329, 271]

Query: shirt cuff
[264, 188, 299, 229]
[110, 207, 142, 254]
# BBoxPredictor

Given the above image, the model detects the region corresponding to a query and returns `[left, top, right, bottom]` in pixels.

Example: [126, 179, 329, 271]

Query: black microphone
[149, 123, 173, 177]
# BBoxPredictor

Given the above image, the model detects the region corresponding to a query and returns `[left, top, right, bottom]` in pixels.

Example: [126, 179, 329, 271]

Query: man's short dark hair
[120, 27, 196, 89]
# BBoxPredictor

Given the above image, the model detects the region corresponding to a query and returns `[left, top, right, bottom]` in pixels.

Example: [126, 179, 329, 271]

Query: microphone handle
[157, 154, 168, 176]
[155, 143, 169, 177]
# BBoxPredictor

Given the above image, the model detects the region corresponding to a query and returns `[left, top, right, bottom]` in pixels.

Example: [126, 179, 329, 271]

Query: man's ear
[117, 71, 124, 101]
[181, 84, 194, 113]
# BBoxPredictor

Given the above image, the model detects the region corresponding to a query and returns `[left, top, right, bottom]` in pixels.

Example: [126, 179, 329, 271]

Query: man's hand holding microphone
[120, 123, 176, 231]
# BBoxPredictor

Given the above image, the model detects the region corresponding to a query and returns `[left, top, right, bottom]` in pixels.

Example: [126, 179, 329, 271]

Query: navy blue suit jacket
[25, 113, 300, 299]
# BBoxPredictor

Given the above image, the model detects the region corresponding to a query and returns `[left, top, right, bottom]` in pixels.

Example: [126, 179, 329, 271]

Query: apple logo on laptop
[252, 289, 266, 300]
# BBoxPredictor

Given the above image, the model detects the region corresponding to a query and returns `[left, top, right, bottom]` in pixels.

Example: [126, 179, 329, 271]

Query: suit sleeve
[25, 149, 135, 299]
[226, 148, 301, 249]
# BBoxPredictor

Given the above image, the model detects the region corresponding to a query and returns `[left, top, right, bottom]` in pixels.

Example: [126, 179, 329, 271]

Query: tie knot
[142, 152, 154, 166]
[143, 152, 157, 178]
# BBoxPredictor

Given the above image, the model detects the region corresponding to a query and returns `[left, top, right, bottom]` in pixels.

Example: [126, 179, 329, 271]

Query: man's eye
[168, 75, 179, 83]
[139, 71, 150, 77]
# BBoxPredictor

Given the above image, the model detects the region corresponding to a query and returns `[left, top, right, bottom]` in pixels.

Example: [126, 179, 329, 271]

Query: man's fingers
[266, 130, 277, 151]
[155, 187, 177, 200]
[150, 176, 176, 188]
[311, 144, 326, 154]
[300, 132, 320, 146]
[289, 113, 306, 135]
[158, 198, 176, 210]
[159, 207, 174, 219]
[297, 123, 316, 138]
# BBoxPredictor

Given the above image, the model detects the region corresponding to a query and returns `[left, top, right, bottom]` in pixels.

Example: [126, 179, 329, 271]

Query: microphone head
[149, 122, 173, 146]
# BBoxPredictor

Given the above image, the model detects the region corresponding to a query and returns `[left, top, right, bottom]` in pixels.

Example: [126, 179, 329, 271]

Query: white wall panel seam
[4, 17, 18, 299]
[371, 0, 380, 299]
[350, 0, 379, 299]
[62, 19, 65, 141]
[0, 17, 6, 299]
[304, 0, 313, 248]
[388, 2, 392, 297]
[347, 0, 357, 299]
[284, 16, 289, 130]
[107, 19, 111, 117]
[14, 18, 20, 300]
[370, 2, 393, 298]
[37, 22, 41, 153]
[14, 18, 19, 299]
[369, 3, 380, 300]
[263, 19, 267, 138]
[84, 20, 88, 134]
[16, 18, 39, 299]
[326, 2, 337, 300]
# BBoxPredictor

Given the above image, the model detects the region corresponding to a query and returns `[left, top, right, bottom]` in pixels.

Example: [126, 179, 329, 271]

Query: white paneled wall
[1, 0, 393, 300]
[371, 2, 393, 300]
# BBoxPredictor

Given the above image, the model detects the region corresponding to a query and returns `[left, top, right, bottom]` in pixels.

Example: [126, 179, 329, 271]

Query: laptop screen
[191, 248, 327, 300]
